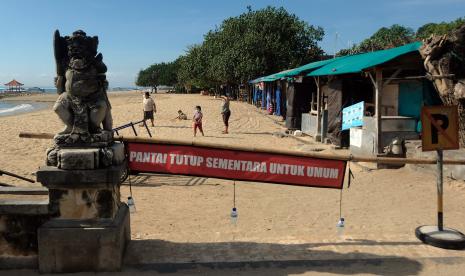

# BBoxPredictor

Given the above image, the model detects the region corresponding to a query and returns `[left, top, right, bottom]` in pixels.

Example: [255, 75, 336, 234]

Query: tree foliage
[136, 60, 179, 87]
[177, 45, 213, 89]
[416, 17, 465, 39]
[177, 6, 324, 88]
[337, 24, 414, 56]
[337, 17, 465, 56]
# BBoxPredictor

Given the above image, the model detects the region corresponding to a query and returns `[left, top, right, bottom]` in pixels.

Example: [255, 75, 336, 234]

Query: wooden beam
[0, 187, 48, 195]
[368, 72, 376, 87]
[0, 169, 35, 183]
[314, 77, 322, 141]
[383, 69, 402, 86]
[375, 68, 383, 154]
[18, 132, 465, 165]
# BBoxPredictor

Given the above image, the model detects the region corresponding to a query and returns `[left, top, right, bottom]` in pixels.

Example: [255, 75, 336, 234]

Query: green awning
[249, 77, 265, 84]
[285, 58, 338, 77]
[264, 69, 295, 82]
[250, 41, 422, 84]
[307, 41, 422, 77]
[250, 59, 336, 83]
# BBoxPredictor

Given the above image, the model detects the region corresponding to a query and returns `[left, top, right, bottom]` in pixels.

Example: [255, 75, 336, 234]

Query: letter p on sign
[421, 106, 459, 151]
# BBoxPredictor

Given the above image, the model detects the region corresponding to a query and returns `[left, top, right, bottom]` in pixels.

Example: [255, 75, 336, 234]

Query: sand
[1, 91, 465, 275]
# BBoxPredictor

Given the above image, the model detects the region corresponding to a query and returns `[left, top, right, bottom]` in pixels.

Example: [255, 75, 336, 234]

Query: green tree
[177, 45, 215, 90]
[135, 61, 180, 89]
[178, 6, 324, 87]
[337, 24, 414, 55]
[416, 17, 465, 39]
[337, 17, 465, 57]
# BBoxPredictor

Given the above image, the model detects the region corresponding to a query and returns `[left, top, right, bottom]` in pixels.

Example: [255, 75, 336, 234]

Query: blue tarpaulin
[275, 88, 282, 116]
[261, 84, 266, 109]
[266, 89, 271, 111]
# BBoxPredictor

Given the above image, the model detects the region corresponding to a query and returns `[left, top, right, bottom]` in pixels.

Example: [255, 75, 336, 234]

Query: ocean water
[0, 101, 44, 116]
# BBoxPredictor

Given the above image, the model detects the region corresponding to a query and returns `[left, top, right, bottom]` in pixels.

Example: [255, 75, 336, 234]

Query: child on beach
[175, 110, 188, 120]
[193, 106, 204, 137]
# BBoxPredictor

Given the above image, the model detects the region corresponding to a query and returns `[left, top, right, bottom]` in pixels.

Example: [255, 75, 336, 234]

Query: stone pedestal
[38, 205, 130, 273]
[37, 164, 124, 219]
[36, 142, 130, 272]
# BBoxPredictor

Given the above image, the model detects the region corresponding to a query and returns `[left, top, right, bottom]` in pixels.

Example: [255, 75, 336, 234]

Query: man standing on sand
[220, 95, 231, 134]
[143, 92, 156, 127]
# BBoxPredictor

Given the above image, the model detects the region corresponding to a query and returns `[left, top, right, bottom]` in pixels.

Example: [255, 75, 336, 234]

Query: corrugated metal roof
[249, 59, 337, 83]
[307, 41, 422, 77]
[249, 41, 422, 83]
[285, 58, 338, 77]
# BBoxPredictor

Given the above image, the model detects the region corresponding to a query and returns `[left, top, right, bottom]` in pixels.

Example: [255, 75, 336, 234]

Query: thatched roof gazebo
[4, 79, 24, 92]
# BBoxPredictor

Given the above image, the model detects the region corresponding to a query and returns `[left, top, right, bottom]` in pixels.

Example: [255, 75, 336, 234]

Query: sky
[0, 0, 464, 87]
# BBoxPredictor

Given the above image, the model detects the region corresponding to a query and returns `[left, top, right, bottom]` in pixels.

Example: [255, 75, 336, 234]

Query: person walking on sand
[220, 95, 231, 134]
[193, 105, 204, 137]
[143, 92, 156, 127]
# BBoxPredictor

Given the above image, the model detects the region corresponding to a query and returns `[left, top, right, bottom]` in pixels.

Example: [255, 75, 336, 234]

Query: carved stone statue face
[66, 30, 97, 60]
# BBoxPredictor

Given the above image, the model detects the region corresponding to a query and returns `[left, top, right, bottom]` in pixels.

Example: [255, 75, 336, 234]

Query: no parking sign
[421, 106, 459, 151]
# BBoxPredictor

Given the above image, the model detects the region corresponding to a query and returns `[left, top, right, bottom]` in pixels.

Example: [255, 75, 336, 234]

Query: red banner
[127, 143, 347, 189]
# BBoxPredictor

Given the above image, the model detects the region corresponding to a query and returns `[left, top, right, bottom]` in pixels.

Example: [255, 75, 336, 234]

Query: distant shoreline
[0, 90, 139, 117]
[0, 91, 47, 100]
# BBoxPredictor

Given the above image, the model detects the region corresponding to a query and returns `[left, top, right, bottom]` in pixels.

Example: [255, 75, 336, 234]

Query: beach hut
[248, 62, 336, 128]
[249, 69, 303, 124]
[306, 42, 442, 155]
[276, 59, 339, 131]
[247, 42, 442, 155]
[4, 79, 24, 93]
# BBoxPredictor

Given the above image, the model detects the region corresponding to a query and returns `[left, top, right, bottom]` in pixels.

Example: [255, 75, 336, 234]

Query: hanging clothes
[261, 83, 266, 109]
[266, 89, 271, 111]
[255, 86, 261, 107]
[252, 85, 256, 105]
[275, 87, 281, 116]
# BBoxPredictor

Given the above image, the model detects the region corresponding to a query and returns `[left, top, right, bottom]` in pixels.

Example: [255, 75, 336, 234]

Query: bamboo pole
[375, 68, 383, 154]
[314, 76, 322, 141]
[0, 169, 35, 183]
[18, 132, 465, 165]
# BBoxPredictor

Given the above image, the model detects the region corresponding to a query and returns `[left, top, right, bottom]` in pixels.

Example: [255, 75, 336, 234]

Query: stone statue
[35, 31, 129, 271]
[52, 29, 113, 145]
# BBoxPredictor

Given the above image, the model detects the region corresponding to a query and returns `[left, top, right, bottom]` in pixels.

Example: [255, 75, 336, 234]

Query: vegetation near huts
[135, 61, 180, 91]
[177, 6, 324, 90]
[136, 9, 464, 94]
[137, 6, 325, 92]
[337, 17, 465, 56]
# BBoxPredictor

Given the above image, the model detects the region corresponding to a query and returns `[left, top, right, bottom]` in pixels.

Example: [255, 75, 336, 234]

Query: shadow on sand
[155, 125, 191, 129]
[122, 174, 216, 188]
[123, 239, 423, 275]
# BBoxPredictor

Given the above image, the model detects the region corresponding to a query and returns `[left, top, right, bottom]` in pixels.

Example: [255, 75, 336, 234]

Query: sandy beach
[1, 92, 465, 275]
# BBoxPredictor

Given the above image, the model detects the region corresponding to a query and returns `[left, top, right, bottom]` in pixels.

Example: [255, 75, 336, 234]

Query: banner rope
[233, 180, 236, 208]
[340, 160, 354, 219]
[339, 186, 343, 219]
[128, 171, 133, 197]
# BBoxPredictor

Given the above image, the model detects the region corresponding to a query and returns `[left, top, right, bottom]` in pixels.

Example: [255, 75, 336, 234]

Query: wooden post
[315, 77, 322, 141]
[375, 68, 383, 154]
[437, 149, 444, 231]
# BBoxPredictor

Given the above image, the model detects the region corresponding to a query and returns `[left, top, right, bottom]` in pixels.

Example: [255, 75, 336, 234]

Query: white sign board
[350, 128, 363, 148]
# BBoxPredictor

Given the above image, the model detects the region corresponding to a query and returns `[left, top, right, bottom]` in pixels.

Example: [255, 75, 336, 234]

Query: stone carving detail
[46, 30, 122, 169]
[52, 29, 113, 146]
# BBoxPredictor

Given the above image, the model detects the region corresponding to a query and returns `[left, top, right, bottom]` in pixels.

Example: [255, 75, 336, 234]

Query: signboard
[127, 143, 347, 189]
[421, 105, 459, 151]
[350, 128, 363, 148]
[342, 101, 364, 131]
